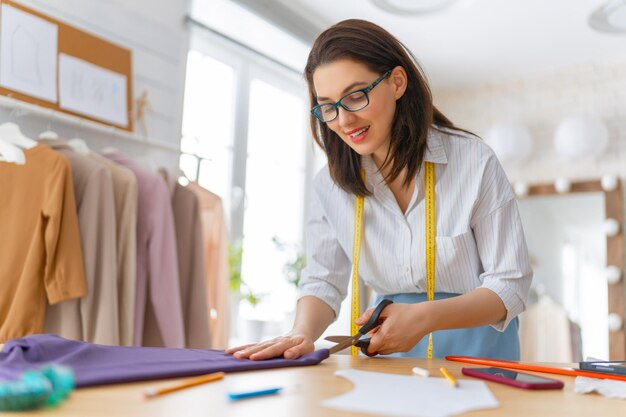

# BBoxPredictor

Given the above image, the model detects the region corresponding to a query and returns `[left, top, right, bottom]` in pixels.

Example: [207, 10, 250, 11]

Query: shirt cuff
[46, 278, 86, 305]
[480, 279, 525, 332]
[298, 281, 343, 320]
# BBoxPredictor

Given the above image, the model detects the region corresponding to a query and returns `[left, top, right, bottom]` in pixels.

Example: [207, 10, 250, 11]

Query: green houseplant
[272, 236, 306, 289]
[228, 240, 262, 307]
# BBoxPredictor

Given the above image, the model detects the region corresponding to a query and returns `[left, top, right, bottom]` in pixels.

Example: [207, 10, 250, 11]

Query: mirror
[516, 180, 625, 361]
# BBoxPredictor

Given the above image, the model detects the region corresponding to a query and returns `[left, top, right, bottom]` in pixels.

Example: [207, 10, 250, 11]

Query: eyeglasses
[311, 70, 391, 123]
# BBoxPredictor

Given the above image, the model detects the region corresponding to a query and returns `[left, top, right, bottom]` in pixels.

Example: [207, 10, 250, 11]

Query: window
[239, 77, 306, 323]
[181, 22, 313, 345]
[180, 51, 235, 218]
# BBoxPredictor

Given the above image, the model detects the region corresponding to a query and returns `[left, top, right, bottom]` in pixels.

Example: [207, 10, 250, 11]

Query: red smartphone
[462, 367, 564, 390]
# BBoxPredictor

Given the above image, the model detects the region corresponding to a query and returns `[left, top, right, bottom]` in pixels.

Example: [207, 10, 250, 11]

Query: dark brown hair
[304, 19, 463, 196]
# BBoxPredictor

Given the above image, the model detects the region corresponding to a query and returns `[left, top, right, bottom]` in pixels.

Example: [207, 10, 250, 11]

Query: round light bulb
[554, 178, 571, 194]
[601, 174, 619, 191]
[554, 116, 609, 160]
[606, 265, 622, 284]
[608, 313, 623, 332]
[514, 181, 529, 197]
[485, 123, 534, 164]
[603, 218, 620, 237]
[371, 0, 459, 15]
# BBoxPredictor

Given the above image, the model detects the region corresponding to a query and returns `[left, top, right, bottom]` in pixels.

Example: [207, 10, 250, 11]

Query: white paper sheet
[575, 376, 626, 399]
[323, 369, 499, 417]
[58, 54, 128, 127]
[0, 4, 58, 102]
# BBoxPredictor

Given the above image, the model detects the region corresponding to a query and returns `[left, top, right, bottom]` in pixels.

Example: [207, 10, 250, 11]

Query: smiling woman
[227, 19, 533, 362]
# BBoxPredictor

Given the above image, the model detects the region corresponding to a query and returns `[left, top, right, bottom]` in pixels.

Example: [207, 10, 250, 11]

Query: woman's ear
[390, 66, 408, 100]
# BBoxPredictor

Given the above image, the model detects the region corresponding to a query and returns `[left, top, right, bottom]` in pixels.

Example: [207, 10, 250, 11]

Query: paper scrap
[323, 369, 498, 417]
[0, 4, 58, 102]
[58, 54, 128, 127]
[575, 376, 626, 400]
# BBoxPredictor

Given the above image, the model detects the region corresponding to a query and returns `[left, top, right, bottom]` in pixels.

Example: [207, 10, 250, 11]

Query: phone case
[579, 361, 626, 376]
[461, 367, 564, 390]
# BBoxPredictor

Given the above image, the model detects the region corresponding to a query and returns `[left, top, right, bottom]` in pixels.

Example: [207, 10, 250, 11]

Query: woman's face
[312, 59, 406, 165]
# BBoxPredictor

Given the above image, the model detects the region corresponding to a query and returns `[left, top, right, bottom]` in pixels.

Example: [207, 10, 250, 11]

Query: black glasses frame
[311, 70, 392, 123]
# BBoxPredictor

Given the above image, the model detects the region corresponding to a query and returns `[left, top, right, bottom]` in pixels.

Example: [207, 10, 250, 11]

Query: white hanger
[0, 139, 25, 164]
[101, 146, 120, 154]
[0, 122, 37, 149]
[39, 130, 59, 140]
[133, 155, 159, 173]
[67, 138, 91, 155]
[175, 168, 190, 186]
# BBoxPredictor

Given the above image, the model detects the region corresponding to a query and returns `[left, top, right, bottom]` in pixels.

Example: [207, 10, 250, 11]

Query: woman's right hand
[225, 332, 315, 361]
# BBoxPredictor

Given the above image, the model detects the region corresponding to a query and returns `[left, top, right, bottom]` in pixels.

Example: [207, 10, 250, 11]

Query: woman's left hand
[354, 302, 432, 355]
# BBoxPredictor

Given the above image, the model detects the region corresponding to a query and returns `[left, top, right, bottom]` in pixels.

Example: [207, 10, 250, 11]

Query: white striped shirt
[299, 127, 533, 331]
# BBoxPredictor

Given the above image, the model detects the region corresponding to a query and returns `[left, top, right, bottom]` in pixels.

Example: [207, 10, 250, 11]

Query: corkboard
[0, 0, 133, 131]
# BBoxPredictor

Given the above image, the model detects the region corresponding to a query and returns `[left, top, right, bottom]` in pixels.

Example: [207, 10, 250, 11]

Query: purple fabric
[0, 335, 330, 387]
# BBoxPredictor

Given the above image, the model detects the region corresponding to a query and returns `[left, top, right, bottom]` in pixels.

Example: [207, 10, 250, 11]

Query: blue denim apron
[374, 292, 520, 360]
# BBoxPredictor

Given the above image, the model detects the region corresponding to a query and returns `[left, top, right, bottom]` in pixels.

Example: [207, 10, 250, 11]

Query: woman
[227, 19, 532, 361]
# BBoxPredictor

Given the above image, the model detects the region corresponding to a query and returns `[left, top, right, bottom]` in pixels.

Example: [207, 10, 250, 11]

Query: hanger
[0, 138, 26, 165]
[0, 122, 37, 149]
[67, 138, 90, 155]
[101, 146, 120, 154]
[39, 119, 59, 140]
[133, 155, 159, 173]
[176, 168, 190, 186]
[38, 130, 59, 140]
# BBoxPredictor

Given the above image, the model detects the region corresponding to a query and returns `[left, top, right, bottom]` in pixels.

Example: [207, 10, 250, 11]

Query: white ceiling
[273, 0, 626, 90]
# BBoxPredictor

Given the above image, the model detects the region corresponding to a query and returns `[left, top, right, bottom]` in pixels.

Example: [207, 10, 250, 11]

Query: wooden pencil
[144, 371, 225, 398]
[439, 367, 458, 387]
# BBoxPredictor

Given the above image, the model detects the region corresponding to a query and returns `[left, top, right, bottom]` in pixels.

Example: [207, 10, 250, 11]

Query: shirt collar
[362, 128, 448, 186]
[424, 128, 448, 164]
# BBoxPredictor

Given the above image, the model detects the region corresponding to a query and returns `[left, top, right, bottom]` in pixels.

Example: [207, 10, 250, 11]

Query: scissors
[325, 299, 393, 357]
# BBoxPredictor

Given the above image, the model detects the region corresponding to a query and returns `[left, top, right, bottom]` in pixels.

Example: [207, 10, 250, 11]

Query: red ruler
[446, 356, 626, 382]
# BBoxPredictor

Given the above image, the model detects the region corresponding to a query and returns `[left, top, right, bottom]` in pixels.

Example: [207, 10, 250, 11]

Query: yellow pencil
[144, 371, 225, 398]
[439, 367, 458, 388]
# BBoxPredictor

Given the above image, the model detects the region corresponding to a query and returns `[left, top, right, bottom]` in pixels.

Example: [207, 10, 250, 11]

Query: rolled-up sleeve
[473, 198, 533, 331]
[298, 177, 351, 319]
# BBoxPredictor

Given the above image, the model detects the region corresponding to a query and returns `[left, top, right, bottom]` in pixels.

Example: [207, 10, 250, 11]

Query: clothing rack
[0, 95, 181, 155]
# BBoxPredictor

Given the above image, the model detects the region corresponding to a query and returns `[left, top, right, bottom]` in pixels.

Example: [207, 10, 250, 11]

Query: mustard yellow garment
[0, 144, 86, 343]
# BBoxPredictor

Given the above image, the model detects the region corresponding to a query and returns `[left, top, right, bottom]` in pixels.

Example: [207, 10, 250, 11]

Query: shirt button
[405, 266, 410, 274]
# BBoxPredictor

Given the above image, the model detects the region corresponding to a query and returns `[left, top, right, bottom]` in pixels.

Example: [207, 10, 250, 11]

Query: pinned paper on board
[323, 369, 499, 417]
[0, 4, 58, 103]
[58, 53, 128, 127]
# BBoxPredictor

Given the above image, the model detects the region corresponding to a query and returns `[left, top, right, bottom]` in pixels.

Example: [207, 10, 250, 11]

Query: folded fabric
[0, 334, 329, 387]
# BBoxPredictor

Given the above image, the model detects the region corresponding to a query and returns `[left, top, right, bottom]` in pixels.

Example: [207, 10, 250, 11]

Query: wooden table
[0, 355, 622, 416]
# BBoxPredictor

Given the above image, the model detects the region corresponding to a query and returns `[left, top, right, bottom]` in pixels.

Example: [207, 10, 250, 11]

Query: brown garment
[160, 171, 210, 348]
[187, 182, 229, 349]
[42, 140, 119, 345]
[89, 153, 138, 346]
[0, 145, 86, 343]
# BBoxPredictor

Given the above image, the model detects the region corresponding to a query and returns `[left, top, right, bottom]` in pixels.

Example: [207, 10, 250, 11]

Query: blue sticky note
[227, 387, 283, 401]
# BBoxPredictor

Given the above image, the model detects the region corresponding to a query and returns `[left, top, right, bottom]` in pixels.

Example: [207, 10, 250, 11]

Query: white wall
[434, 57, 626, 184]
[2, 0, 189, 169]
[434, 58, 626, 334]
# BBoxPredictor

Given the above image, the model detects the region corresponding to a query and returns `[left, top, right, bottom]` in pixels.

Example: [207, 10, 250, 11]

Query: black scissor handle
[358, 299, 393, 334]
[354, 338, 378, 357]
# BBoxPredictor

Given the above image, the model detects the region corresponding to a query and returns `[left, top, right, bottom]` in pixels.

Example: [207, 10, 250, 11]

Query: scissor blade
[328, 334, 361, 354]
[325, 335, 353, 343]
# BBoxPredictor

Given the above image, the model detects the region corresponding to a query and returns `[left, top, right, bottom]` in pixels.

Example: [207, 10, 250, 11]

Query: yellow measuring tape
[350, 171, 366, 356]
[351, 162, 436, 358]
